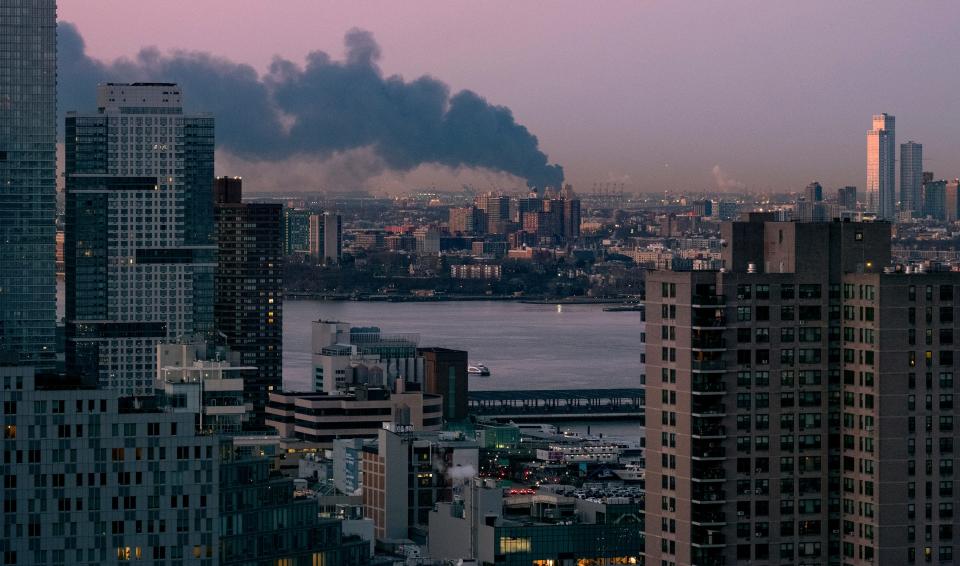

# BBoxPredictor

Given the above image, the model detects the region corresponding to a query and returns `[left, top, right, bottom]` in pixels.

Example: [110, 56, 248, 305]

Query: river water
[282, 300, 646, 438]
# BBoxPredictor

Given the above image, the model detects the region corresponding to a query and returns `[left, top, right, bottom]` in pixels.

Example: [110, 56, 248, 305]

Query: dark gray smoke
[57, 22, 563, 190]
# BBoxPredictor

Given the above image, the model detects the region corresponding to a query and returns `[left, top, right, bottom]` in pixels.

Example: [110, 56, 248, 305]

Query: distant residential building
[413, 226, 442, 254]
[0, 0, 58, 367]
[65, 83, 216, 395]
[214, 177, 283, 424]
[450, 263, 502, 281]
[311, 320, 423, 393]
[713, 200, 739, 221]
[837, 186, 858, 210]
[866, 113, 896, 219]
[924, 179, 947, 220]
[901, 141, 923, 215]
[471, 239, 509, 258]
[475, 193, 511, 234]
[947, 179, 960, 223]
[283, 208, 312, 254]
[418, 347, 469, 421]
[354, 229, 387, 251]
[362, 428, 479, 542]
[309, 212, 342, 264]
[692, 199, 713, 217]
[385, 233, 417, 252]
[804, 181, 823, 202]
[448, 206, 486, 235]
[265, 388, 442, 448]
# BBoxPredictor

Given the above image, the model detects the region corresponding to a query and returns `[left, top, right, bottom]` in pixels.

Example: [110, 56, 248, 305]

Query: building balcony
[691, 425, 726, 439]
[691, 528, 726, 548]
[690, 511, 727, 526]
[691, 486, 727, 504]
[692, 360, 726, 373]
[691, 295, 726, 307]
[691, 403, 726, 418]
[691, 379, 726, 394]
[691, 337, 727, 351]
[692, 546, 727, 566]
[691, 318, 727, 330]
[691, 465, 726, 482]
[691, 446, 726, 460]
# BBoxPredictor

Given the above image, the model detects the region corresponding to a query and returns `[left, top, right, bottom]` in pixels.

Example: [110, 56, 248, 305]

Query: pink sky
[59, 0, 960, 193]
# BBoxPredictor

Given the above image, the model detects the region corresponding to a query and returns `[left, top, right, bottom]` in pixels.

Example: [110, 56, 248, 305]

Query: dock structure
[468, 388, 645, 422]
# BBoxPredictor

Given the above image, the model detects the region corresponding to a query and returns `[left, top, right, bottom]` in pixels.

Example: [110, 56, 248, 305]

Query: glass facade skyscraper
[866, 113, 896, 220]
[0, 1, 58, 366]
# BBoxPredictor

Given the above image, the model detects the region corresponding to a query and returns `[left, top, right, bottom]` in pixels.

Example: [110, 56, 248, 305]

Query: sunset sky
[59, 0, 960, 194]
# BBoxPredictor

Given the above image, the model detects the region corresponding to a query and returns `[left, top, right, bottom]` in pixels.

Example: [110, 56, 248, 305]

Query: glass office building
[0, 0, 58, 366]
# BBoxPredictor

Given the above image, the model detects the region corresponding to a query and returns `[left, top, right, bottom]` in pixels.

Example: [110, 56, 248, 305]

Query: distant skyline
[59, 0, 960, 194]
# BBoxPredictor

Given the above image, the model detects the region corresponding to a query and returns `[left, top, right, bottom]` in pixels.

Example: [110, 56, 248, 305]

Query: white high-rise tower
[866, 113, 896, 220]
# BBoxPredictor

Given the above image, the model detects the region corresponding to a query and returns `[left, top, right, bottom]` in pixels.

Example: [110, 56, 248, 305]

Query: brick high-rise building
[214, 177, 283, 426]
[645, 218, 903, 566]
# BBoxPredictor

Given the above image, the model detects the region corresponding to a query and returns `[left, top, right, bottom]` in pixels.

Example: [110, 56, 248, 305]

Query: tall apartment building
[418, 347, 469, 421]
[838, 187, 858, 211]
[946, 180, 960, 224]
[924, 180, 947, 220]
[805, 182, 824, 203]
[475, 193, 511, 234]
[0, 0, 58, 366]
[283, 208, 312, 255]
[867, 113, 896, 220]
[213, 177, 283, 425]
[901, 141, 924, 216]
[309, 212, 342, 265]
[65, 83, 216, 395]
[645, 219, 892, 566]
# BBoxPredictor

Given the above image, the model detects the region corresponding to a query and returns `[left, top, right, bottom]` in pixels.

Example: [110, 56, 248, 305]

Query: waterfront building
[450, 263, 503, 281]
[361, 427, 479, 542]
[311, 320, 423, 393]
[265, 388, 442, 448]
[213, 177, 283, 424]
[65, 83, 216, 396]
[283, 208, 312, 255]
[418, 347, 469, 421]
[309, 212, 342, 265]
[645, 218, 891, 566]
[428, 480, 644, 565]
[866, 113, 896, 219]
[901, 141, 924, 215]
[0, 0, 58, 367]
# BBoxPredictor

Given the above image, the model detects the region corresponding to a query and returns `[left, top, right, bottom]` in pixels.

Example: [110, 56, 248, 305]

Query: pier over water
[469, 388, 645, 422]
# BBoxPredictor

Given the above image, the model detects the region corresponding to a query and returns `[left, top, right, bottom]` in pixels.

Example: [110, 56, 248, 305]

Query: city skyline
[58, 0, 960, 194]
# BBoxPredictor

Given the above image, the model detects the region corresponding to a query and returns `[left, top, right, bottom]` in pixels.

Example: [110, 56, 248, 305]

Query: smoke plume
[57, 22, 563, 192]
[711, 165, 747, 193]
[447, 464, 477, 483]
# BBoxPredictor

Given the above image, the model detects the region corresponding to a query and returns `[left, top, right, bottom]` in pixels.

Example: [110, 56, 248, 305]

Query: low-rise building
[265, 388, 443, 449]
[451, 263, 503, 281]
[362, 428, 479, 543]
[428, 480, 644, 565]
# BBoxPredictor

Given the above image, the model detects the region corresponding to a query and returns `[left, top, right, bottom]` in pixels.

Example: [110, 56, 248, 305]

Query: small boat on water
[468, 363, 491, 376]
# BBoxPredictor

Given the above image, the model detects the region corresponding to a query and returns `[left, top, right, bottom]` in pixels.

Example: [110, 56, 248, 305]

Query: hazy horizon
[59, 0, 960, 195]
